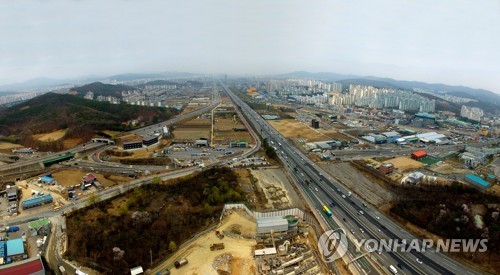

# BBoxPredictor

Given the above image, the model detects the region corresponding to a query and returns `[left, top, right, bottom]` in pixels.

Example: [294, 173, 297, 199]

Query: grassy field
[269, 119, 330, 142]
[418, 156, 440, 166]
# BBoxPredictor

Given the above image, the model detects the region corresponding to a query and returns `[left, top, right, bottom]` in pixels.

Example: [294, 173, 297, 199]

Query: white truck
[389, 265, 398, 274]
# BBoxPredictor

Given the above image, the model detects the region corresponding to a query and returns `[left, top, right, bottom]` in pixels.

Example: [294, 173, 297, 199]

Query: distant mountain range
[0, 71, 196, 92]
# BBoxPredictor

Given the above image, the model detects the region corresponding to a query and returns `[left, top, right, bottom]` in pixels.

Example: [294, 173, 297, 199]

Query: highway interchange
[0, 81, 485, 274]
[220, 81, 480, 275]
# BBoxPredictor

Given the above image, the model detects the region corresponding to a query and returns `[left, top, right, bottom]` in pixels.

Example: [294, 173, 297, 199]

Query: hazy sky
[1, 0, 499, 92]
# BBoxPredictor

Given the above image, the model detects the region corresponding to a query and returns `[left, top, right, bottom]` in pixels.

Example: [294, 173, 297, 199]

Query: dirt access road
[150, 210, 257, 275]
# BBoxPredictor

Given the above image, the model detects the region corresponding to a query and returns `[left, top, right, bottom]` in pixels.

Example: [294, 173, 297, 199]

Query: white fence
[223, 203, 305, 220]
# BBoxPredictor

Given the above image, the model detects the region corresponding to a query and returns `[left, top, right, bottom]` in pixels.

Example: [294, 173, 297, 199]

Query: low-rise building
[22, 195, 53, 210]
[123, 140, 143, 150]
[6, 238, 25, 261]
[142, 136, 159, 147]
[464, 174, 492, 190]
[256, 216, 289, 234]
[411, 150, 427, 160]
[379, 163, 394, 175]
[230, 141, 248, 148]
[0, 256, 45, 274]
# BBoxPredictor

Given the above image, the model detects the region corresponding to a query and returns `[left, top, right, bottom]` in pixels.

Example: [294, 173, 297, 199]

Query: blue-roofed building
[487, 174, 497, 184]
[22, 195, 53, 210]
[464, 174, 492, 190]
[0, 241, 5, 264]
[40, 176, 54, 184]
[6, 238, 25, 261]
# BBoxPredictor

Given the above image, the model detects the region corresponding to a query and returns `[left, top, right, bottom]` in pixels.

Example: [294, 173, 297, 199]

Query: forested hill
[0, 93, 178, 150]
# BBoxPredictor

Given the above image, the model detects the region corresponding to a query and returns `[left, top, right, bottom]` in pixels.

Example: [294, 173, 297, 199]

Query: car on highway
[358, 210, 364, 215]
[341, 194, 346, 199]
[359, 228, 364, 233]
[416, 258, 423, 264]
[314, 188, 319, 192]
[376, 216, 380, 220]
[363, 203, 367, 207]
[350, 229, 355, 234]
[336, 188, 340, 192]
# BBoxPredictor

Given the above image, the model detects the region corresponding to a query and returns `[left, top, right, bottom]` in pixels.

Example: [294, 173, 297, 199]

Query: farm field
[213, 116, 252, 144]
[268, 119, 329, 142]
[173, 128, 211, 140]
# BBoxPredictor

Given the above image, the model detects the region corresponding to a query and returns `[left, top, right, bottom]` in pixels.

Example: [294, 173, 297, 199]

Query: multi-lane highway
[221, 82, 480, 275]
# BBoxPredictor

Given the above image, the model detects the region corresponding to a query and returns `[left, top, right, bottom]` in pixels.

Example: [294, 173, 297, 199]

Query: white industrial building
[256, 216, 289, 234]
[415, 132, 447, 143]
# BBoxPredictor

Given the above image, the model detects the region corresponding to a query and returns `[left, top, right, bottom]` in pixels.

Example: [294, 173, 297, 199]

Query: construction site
[152, 206, 327, 275]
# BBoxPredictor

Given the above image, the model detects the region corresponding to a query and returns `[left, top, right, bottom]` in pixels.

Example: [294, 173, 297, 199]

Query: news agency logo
[358, 238, 488, 253]
[317, 229, 349, 262]
[318, 228, 489, 263]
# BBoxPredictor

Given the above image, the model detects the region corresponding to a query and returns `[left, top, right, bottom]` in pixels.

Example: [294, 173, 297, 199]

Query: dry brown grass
[33, 129, 67, 141]
[0, 141, 22, 149]
[51, 168, 131, 187]
[269, 119, 330, 142]
[173, 128, 211, 140]
[386, 156, 423, 172]
[63, 137, 83, 149]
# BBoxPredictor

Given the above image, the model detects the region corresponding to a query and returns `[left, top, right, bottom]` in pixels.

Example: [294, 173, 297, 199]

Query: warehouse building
[194, 139, 209, 147]
[6, 238, 25, 261]
[40, 176, 55, 185]
[411, 150, 427, 160]
[0, 256, 45, 274]
[464, 174, 492, 190]
[256, 216, 289, 234]
[22, 195, 53, 210]
[142, 136, 159, 147]
[123, 140, 143, 150]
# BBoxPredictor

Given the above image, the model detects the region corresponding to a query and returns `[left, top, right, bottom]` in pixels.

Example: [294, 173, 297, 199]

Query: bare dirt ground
[150, 211, 257, 275]
[0, 141, 23, 150]
[385, 156, 423, 172]
[33, 129, 67, 141]
[428, 162, 470, 175]
[173, 128, 211, 140]
[269, 119, 330, 142]
[320, 162, 395, 207]
[51, 168, 131, 187]
[250, 168, 304, 210]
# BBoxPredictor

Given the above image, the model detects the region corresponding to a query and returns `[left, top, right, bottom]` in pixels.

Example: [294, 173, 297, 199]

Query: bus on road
[323, 205, 332, 216]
